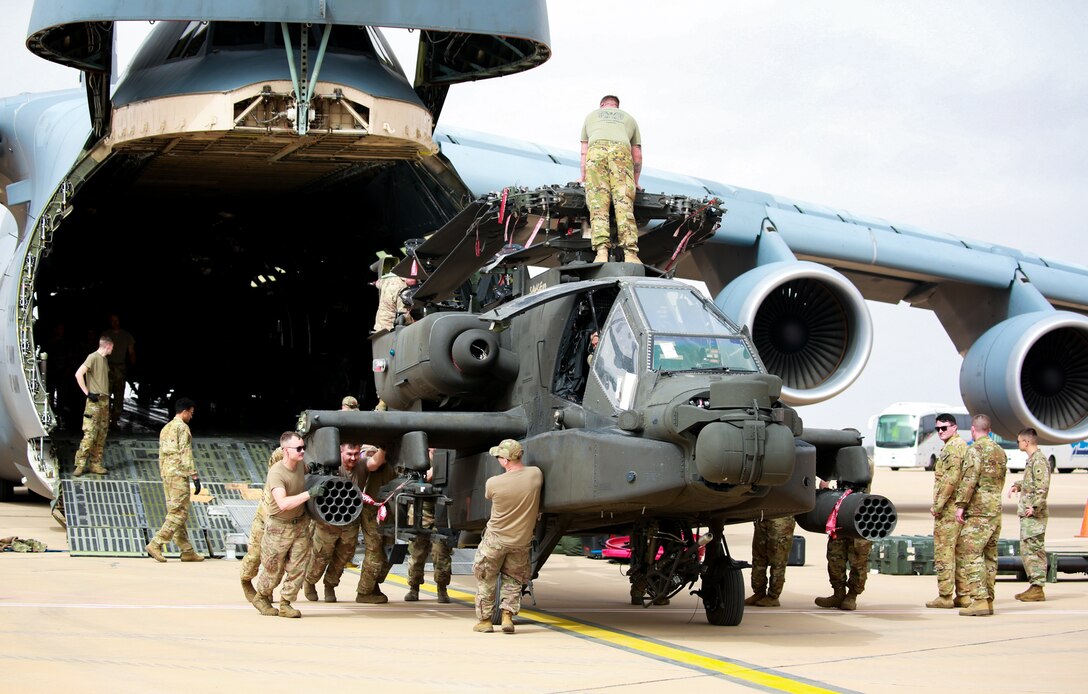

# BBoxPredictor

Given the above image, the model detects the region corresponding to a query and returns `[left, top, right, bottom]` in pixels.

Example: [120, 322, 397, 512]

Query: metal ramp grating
[68, 526, 149, 556]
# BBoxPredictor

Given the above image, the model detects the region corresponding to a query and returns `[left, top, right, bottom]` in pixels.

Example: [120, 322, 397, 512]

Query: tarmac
[2, 470, 1086, 693]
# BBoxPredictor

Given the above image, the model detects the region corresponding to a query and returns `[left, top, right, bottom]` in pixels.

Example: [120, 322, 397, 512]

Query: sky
[2, 0, 1086, 437]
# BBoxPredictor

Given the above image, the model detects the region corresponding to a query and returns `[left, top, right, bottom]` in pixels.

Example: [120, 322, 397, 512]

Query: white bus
[873, 401, 1086, 472]
[872, 402, 970, 471]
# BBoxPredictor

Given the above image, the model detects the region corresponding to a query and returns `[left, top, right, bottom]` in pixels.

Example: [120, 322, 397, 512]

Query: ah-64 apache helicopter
[296, 184, 897, 626]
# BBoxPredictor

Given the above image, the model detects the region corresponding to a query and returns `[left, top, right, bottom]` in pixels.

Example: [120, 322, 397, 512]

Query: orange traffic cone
[1078, 498, 1088, 538]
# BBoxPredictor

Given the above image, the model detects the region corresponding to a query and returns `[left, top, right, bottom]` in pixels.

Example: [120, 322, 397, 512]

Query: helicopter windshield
[593, 308, 639, 410]
[650, 335, 758, 372]
[633, 285, 737, 335]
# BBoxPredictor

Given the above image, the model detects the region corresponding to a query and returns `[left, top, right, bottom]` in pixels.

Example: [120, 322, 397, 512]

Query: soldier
[1008, 427, 1050, 602]
[73, 335, 113, 476]
[927, 413, 970, 608]
[814, 474, 874, 612]
[239, 445, 283, 602]
[404, 448, 452, 603]
[146, 398, 202, 562]
[472, 439, 543, 634]
[371, 257, 418, 334]
[341, 395, 359, 411]
[746, 516, 796, 607]
[955, 414, 1008, 616]
[355, 445, 398, 603]
[251, 431, 325, 619]
[303, 441, 363, 603]
[103, 314, 135, 429]
[579, 94, 643, 264]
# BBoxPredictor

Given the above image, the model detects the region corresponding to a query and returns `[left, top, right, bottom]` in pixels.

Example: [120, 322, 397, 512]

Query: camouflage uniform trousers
[107, 362, 126, 424]
[751, 517, 796, 598]
[152, 475, 194, 552]
[406, 499, 452, 588]
[356, 505, 393, 595]
[473, 530, 531, 620]
[826, 537, 873, 593]
[956, 514, 1000, 602]
[74, 398, 109, 470]
[254, 516, 312, 603]
[239, 508, 266, 582]
[1019, 514, 1049, 586]
[934, 508, 967, 597]
[304, 520, 360, 588]
[585, 140, 638, 251]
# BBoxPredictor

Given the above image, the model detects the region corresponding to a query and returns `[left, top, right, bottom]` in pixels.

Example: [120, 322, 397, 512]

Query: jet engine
[373, 313, 519, 410]
[715, 262, 873, 405]
[960, 310, 1088, 443]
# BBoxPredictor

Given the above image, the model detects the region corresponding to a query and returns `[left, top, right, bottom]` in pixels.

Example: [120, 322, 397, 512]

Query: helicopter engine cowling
[374, 313, 519, 410]
[715, 261, 873, 406]
[960, 310, 1088, 443]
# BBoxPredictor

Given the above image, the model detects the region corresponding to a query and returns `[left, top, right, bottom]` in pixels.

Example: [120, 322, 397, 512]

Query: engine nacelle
[715, 261, 873, 405]
[373, 313, 519, 410]
[960, 310, 1088, 443]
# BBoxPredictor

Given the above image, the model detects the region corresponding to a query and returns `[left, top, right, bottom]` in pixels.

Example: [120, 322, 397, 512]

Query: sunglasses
[934, 425, 952, 432]
[287, 445, 305, 453]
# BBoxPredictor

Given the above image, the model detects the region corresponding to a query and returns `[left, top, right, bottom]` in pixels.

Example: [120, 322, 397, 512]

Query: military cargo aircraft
[0, 0, 1085, 622]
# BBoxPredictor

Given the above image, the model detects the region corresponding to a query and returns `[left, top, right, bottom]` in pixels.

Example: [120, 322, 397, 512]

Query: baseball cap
[341, 396, 359, 410]
[489, 439, 523, 460]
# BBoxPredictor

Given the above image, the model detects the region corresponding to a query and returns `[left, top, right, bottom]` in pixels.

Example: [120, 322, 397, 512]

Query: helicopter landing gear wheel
[701, 557, 744, 626]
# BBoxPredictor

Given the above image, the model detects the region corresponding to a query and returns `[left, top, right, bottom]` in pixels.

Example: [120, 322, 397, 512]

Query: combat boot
[953, 595, 971, 608]
[1016, 585, 1046, 602]
[754, 595, 781, 607]
[814, 587, 846, 608]
[958, 599, 991, 617]
[323, 583, 337, 603]
[355, 590, 389, 604]
[87, 463, 108, 475]
[145, 541, 166, 563]
[279, 600, 301, 618]
[179, 551, 204, 562]
[252, 594, 278, 616]
[623, 249, 644, 265]
[593, 246, 610, 263]
[473, 619, 493, 633]
[926, 594, 955, 609]
[501, 611, 515, 634]
[241, 579, 257, 603]
[404, 584, 420, 601]
[73, 466, 85, 477]
[303, 582, 318, 602]
[437, 586, 450, 604]
[744, 592, 766, 606]
[839, 590, 859, 611]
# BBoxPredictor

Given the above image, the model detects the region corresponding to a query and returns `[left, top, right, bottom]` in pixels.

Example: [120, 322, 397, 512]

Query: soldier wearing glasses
[927, 413, 969, 608]
[251, 432, 326, 618]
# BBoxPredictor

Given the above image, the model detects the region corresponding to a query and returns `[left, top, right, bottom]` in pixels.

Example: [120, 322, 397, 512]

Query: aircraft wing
[437, 127, 1088, 443]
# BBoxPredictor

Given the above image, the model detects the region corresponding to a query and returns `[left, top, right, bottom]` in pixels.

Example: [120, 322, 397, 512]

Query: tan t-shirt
[81, 351, 110, 394]
[580, 108, 641, 147]
[262, 460, 307, 521]
[485, 466, 543, 546]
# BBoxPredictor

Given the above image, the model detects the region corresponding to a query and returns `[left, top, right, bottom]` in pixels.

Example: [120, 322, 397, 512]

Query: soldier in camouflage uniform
[747, 516, 796, 607]
[580, 95, 643, 264]
[404, 448, 452, 603]
[814, 467, 875, 612]
[954, 414, 1008, 616]
[73, 335, 113, 476]
[356, 446, 398, 603]
[473, 439, 542, 634]
[1009, 427, 1050, 602]
[927, 413, 969, 608]
[303, 441, 363, 603]
[240, 446, 284, 602]
[252, 431, 325, 618]
[146, 398, 202, 562]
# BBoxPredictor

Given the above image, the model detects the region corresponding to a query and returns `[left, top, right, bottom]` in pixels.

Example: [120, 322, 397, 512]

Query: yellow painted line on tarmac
[380, 574, 848, 693]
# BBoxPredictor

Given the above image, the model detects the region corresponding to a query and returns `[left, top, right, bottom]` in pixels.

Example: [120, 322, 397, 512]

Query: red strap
[526, 216, 545, 247]
[826, 489, 853, 539]
[498, 187, 508, 224]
